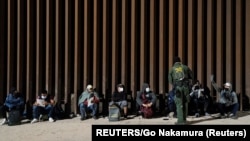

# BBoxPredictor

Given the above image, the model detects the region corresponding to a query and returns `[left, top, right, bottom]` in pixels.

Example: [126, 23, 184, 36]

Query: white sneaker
[0, 118, 8, 125]
[205, 112, 210, 116]
[168, 112, 174, 118]
[49, 117, 54, 122]
[39, 114, 43, 121]
[229, 113, 234, 117]
[31, 118, 38, 124]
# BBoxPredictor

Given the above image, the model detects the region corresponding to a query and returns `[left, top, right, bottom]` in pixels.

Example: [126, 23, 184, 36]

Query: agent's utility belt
[174, 80, 189, 87]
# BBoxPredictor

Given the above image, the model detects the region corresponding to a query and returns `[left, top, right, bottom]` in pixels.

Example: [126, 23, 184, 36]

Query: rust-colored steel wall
[0, 0, 249, 113]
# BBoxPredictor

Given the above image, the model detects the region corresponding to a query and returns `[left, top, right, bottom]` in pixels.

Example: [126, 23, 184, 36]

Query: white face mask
[145, 88, 150, 92]
[41, 95, 47, 99]
[118, 87, 124, 92]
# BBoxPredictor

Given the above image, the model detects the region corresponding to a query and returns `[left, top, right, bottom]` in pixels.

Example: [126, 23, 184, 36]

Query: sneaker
[39, 114, 43, 121]
[225, 113, 229, 117]
[195, 113, 200, 118]
[49, 117, 54, 122]
[31, 118, 38, 124]
[80, 117, 86, 121]
[229, 113, 234, 117]
[229, 114, 238, 119]
[168, 112, 174, 118]
[220, 113, 227, 119]
[205, 112, 210, 116]
[231, 115, 238, 119]
[124, 115, 128, 119]
[137, 111, 142, 116]
[93, 116, 97, 120]
[0, 118, 8, 125]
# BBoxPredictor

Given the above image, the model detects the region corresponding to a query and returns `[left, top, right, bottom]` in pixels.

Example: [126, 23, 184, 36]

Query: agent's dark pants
[174, 85, 190, 123]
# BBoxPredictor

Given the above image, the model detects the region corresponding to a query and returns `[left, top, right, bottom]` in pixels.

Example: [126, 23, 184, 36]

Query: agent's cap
[174, 56, 181, 63]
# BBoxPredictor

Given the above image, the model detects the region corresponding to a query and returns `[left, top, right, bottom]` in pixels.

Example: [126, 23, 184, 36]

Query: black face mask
[194, 86, 200, 90]
[13, 92, 19, 97]
[224, 88, 230, 92]
[224, 92, 231, 98]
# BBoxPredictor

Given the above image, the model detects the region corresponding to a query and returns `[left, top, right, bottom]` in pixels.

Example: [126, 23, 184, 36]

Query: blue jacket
[4, 93, 25, 109]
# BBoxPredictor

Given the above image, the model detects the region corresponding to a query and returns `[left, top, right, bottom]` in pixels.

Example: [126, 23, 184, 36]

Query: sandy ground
[1, 111, 250, 141]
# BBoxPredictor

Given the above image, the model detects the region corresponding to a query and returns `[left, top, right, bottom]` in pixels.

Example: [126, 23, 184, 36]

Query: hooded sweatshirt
[136, 83, 157, 106]
[78, 87, 100, 106]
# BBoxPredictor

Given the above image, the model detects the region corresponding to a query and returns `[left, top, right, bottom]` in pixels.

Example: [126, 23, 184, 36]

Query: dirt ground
[0, 111, 250, 141]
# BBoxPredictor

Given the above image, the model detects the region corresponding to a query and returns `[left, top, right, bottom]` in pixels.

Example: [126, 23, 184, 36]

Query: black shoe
[195, 113, 200, 118]
[93, 116, 98, 120]
[124, 115, 128, 119]
[137, 111, 142, 116]
[174, 121, 187, 125]
[80, 117, 86, 121]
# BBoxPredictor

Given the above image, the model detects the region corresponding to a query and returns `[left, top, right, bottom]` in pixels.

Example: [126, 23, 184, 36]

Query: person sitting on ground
[78, 84, 100, 120]
[1, 87, 25, 125]
[136, 83, 157, 118]
[30, 90, 56, 123]
[211, 75, 239, 119]
[109, 84, 128, 119]
[189, 80, 211, 117]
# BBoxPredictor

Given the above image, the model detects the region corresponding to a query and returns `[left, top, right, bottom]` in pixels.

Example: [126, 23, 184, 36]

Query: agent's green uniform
[168, 61, 193, 124]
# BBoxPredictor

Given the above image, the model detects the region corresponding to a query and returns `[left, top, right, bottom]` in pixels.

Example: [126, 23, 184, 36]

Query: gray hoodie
[211, 81, 238, 106]
[136, 83, 157, 106]
[78, 87, 100, 106]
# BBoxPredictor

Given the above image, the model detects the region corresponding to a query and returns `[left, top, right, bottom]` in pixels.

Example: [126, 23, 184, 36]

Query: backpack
[8, 110, 21, 126]
[140, 106, 153, 118]
[108, 103, 121, 121]
[168, 89, 175, 106]
[54, 102, 68, 120]
[172, 64, 185, 81]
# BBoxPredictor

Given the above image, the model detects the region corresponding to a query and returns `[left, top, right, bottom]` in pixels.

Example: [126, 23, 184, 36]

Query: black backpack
[54, 102, 68, 120]
[8, 110, 21, 126]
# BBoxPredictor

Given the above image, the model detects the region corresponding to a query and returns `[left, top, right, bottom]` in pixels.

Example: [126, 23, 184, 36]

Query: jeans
[32, 104, 54, 119]
[79, 102, 97, 118]
[218, 103, 239, 116]
[191, 98, 210, 114]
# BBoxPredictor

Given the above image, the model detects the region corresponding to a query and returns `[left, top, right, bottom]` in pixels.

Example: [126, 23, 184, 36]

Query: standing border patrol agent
[168, 56, 193, 125]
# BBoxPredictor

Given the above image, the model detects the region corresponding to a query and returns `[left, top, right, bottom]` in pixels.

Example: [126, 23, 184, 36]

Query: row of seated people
[78, 83, 157, 121]
[0, 79, 239, 125]
[0, 87, 67, 125]
[165, 79, 239, 119]
[0, 82, 156, 125]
